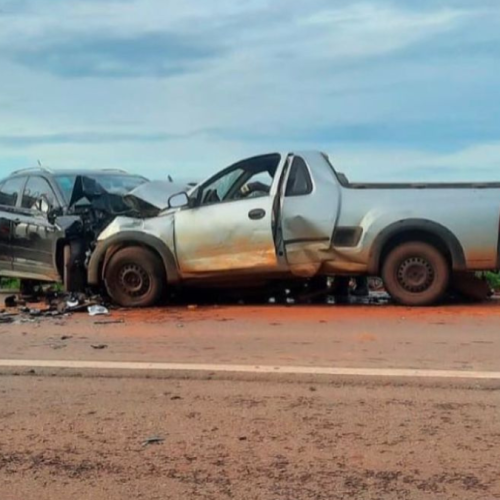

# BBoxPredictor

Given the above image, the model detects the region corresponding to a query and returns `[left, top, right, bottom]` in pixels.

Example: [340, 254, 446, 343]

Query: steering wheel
[239, 181, 270, 198]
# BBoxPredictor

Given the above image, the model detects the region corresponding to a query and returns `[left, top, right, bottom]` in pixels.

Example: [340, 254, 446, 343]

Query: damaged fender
[87, 230, 180, 286]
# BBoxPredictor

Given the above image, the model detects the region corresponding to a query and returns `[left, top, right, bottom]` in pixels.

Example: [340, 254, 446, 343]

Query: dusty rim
[117, 263, 152, 299]
[396, 256, 435, 293]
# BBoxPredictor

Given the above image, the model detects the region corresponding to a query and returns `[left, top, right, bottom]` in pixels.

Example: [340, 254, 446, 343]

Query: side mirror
[47, 206, 63, 224]
[168, 192, 190, 209]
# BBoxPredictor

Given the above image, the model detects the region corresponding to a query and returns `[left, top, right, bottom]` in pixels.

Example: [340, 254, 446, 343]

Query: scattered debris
[66, 298, 79, 308]
[50, 344, 66, 350]
[141, 436, 165, 447]
[88, 305, 109, 316]
[61, 335, 72, 341]
[238, 436, 248, 441]
[170, 396, 182, 401]
[0, 313, 15, 324]
[91, 344, 108, 350]
[93, 319, 124, 325]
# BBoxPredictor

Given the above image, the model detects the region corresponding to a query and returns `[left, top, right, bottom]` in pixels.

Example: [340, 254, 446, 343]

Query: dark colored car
[0, 167, 147, 285]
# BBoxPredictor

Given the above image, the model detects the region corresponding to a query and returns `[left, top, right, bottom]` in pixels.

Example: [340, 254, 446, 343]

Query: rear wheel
[382, 242, 449, 306]
[104, 247, 166, 307]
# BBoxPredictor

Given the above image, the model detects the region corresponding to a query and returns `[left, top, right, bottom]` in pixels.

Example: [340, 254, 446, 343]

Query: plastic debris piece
[91, 344, 108, 350]
[0, 314, 15, 324]
[88, 305, 109, 316]
[142, 436, 165, 447]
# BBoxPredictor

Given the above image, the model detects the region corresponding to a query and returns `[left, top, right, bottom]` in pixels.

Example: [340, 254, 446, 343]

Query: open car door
[278, 152, 340, 273]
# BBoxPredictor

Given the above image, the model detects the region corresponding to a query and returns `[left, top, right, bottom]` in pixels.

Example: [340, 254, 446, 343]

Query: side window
[199, 154, 281, 206]
[200, 168, 245, 205]
[0, 177, 27, 207]
[22, 177, 58, 212]
[285, 157, 313, 197]
[239, 169, 274, 200]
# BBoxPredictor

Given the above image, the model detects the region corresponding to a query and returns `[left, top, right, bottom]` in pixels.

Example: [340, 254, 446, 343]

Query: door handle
[248, 208, 266, 220]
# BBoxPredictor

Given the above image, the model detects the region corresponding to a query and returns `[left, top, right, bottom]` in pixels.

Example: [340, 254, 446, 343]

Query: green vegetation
[0, 278, 20, 291]
[485, 272, 500, 291]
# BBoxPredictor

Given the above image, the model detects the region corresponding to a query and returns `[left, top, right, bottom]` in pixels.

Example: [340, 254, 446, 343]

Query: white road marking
[0, 359, 500, 380]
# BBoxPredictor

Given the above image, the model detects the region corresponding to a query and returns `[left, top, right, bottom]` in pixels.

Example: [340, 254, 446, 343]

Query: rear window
[0, 176, 26, 207]
[55, 174, 147, 201]
[285, 157, 313, 197]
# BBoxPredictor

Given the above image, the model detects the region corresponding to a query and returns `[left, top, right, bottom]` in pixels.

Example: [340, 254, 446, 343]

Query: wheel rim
[397, 257, 435, 293]
[117, 263, 151, 298]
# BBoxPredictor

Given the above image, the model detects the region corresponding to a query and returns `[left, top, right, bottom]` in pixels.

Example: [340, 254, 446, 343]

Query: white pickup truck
[88, 151, 500, 307]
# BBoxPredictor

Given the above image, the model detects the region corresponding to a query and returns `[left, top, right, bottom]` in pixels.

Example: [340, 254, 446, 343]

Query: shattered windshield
[55, 173, 147, 203]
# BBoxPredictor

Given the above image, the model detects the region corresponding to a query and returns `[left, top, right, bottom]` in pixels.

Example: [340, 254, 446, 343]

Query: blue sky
[0, 0, 500, 182]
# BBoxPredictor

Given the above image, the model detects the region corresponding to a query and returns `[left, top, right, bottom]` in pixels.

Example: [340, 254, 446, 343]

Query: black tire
[382, 242, 449, 306]
[63, 242, 86, 293]
[104, 246, 166, 307]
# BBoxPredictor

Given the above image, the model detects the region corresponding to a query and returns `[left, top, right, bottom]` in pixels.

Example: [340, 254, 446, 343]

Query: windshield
[55, 173, 147, 202]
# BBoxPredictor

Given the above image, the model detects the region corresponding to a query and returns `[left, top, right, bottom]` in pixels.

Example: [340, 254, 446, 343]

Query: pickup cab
[89, 151, 500, 307]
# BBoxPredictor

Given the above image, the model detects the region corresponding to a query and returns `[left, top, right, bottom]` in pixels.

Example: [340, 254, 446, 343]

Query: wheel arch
[87, 232, 180, 286]
[367, 219, 466, 275]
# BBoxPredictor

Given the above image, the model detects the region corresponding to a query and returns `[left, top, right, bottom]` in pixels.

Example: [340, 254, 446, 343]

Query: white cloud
[329, 142, 500, 182]
[0, 0, 499, 180]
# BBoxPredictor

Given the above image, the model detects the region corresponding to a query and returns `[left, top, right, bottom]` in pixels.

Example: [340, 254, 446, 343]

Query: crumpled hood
[68, 176, 191, 219]
[123, 180, 188, 214]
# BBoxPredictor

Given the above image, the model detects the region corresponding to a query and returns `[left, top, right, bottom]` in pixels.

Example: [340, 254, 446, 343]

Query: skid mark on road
[1, 359, 500, 380]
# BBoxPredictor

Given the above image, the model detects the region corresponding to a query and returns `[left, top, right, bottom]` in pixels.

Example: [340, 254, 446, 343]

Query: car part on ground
[368, 277, 385, 292]
[451, 273, 492, 302]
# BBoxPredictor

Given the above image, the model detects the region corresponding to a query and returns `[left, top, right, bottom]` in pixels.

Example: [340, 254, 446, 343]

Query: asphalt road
[1, 301, 500, 499]
[2, 376, 499, 500]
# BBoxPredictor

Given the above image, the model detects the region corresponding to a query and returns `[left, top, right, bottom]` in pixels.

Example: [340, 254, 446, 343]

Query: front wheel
[104, 247, 166, 307]
[382, 242, 449, 306]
